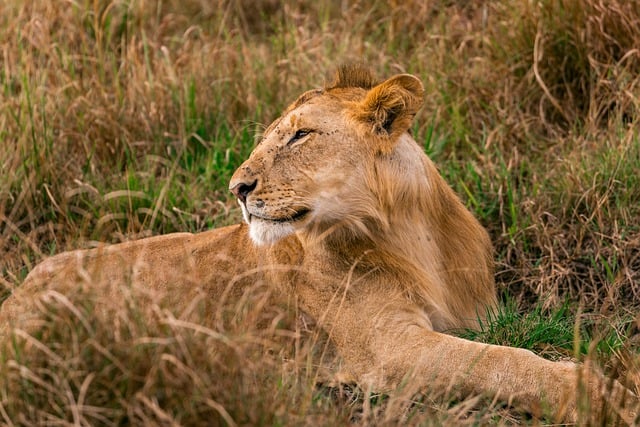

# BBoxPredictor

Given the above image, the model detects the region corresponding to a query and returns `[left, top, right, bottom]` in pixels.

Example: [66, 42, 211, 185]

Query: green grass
[1, 0, 640, 424]
[460, 297, 631, 361]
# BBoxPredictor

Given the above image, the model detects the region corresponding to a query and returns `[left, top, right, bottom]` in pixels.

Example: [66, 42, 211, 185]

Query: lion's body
[1, 66, 636, 423]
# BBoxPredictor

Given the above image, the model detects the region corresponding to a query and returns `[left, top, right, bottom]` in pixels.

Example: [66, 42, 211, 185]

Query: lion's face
[229, 69, 424, 245]
[230, 94, 362, 245]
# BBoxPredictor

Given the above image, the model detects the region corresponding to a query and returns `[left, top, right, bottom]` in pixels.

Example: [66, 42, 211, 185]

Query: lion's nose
[230, 179, 257, 204]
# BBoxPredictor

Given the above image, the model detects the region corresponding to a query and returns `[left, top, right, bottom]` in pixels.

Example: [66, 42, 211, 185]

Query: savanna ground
[1, 0, 639, 425]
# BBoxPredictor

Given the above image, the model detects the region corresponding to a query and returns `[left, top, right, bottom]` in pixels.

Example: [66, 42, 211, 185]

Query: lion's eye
[287, 129, 312, 146]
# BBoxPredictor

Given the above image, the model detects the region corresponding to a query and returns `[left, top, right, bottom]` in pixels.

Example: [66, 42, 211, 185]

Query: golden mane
[326, 64, 378, 90]
[373, 146, 495, 330]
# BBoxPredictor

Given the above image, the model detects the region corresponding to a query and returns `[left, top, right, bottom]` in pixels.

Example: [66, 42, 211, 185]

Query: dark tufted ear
[354, 74, 424, 151]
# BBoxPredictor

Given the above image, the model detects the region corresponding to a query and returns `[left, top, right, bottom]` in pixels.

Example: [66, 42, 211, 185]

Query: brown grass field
[1, 0, 639, 424]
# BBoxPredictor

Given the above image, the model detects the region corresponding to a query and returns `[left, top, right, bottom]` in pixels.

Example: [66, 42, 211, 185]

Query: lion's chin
[248, 218, 296, 246]
[239, 201, 309, 246]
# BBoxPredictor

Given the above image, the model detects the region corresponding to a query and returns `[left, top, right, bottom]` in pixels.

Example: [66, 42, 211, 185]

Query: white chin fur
[249, 218, 295, 246]
[238, 201, 296, 245]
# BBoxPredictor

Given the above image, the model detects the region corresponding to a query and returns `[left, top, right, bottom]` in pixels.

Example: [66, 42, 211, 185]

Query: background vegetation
[1, 0, 639, 424]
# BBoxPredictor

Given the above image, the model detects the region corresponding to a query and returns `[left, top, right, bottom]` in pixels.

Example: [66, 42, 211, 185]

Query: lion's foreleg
[367, 322, 637, 423]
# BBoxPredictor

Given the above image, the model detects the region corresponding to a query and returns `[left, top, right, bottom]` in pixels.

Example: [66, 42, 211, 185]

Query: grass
[1, 0, 640, 424]
[459, 296, 632, 362]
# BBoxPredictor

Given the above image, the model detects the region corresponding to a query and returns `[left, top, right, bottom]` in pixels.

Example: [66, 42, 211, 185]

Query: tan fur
[1, 65, 636, 423]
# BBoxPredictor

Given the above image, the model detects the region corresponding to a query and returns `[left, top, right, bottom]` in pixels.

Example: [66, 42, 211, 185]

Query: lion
[1, 65, 636, 423]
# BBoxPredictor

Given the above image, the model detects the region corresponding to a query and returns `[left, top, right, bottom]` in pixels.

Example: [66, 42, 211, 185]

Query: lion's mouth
[249, 208, 310, 224]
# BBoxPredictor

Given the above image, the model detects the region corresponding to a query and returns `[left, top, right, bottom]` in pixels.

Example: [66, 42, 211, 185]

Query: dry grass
[0, 282, 532, 425]
[0, 279, 339, 425]
[1, 0, 640, 424]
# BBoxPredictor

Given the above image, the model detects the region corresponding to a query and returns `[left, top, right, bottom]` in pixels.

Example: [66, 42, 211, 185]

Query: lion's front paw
[575, 363, 639, 425]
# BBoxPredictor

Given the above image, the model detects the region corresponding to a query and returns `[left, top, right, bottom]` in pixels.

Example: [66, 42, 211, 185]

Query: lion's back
[1, 224, 257, 338]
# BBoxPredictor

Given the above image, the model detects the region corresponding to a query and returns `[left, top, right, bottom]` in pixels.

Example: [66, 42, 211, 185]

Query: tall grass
[1, 0, 639, 424]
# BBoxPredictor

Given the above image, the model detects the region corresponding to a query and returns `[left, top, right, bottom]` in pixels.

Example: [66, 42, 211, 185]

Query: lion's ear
[355, 74, 424, 149]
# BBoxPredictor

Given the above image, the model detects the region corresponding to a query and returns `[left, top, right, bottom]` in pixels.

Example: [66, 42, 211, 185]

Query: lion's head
[229, 65, 425, 246]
